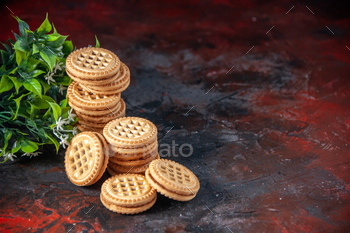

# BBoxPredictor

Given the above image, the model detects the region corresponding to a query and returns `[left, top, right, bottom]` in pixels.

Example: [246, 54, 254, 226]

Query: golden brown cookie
[66, 68, 120, 86]
[64, 132, 104, 186]
[108, 154, 160, 175]
[76, 123, 103, 134]
[145, 169, 195, 201]
[110, 152, 158, 167]
[108, 161, 149, 175]
[66, 47, 121, 79]
[100, 193, 156, 215]
[90, 132, 109, 184]
[76, 99, 126, 124]
[70, 100, 121, 117]
[145, 159, 200, 201]
[103, 117, 157, 148]
[84, 63, 130, 94]
[107, 166, 118, 176]
[77, 119, 106, 129]
[84, 79, 130, 95]
[108, 140, 158, 160]
[109, 146, 158, 163]
[100, 174, 157, 214]
[101, 174, 156, 207]
[67, 81, 120, 110]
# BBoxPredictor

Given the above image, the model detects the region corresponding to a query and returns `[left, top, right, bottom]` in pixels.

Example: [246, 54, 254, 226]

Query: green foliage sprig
[0, 14, 78, 162]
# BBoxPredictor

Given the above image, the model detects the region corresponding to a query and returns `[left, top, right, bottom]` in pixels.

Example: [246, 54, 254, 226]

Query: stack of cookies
[66, 47, 130, 133]
[103, 117, 160, 175]
[64, 132, 109, 186]
[64, 122, 200, 214]
[63, 46, 200, 214]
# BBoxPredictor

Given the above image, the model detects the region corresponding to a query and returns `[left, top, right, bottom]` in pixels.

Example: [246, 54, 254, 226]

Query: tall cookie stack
[103, 117, 160, 175]
[66, 47, 130, 133]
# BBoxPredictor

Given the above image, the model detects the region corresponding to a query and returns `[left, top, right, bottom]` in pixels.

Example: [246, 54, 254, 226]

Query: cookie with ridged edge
[66, 68, 119, 86]
[108, 161, 149, 175]
[88, 63, 130, 91]
[84, 63, 130, 94]
[76, 99, 125, 124]
[145, 168, 196, 201]
[67, 81, 120, 110]
[64, 132, 104, 186]
[84, 79, 130, 95]
[109, 145, 158, 163]
[103, 117, 157, 148]
[90, 132, 109, 184]
[108, 140, 158, 159]
[110, 152, 158, 167]
[66, 47, 121, 79]
[107, 166, 118, 176]
[100, 193, 156, 214]
[69, 99, 121, 117]
[101, 174, 156, 207]
[77, 119, 106, 129]
[110, 148, 158, 162]
[76, 123, 103, 134]
[148, 159, 200, 196]
[108, 154, 160, 175]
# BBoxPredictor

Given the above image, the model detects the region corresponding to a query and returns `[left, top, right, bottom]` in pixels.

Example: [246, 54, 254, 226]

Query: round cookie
[108, 154, 160, 175]
[108, 161, 149, 175]
[101, 174, 157, 207]
[84, 79, 130, 95]
[66, 47, 121, 79]
[64, 132, 104, 186]
[108, 141, 158, 160]
[84, 63, 130, 94]
[90, 132, 109, 184]
[76, 123, 103, 134]
[67, 81, 120, 110]
[110, 152, 159, 167]
[66, 68, 119, 86]
[70, 100, 121, 117]
[76, 99, 125, 124]
[77, 119, 106, 129]
[145, 168, 196, 201]
[103, 117, 157, 148]
[107, 166, 118, 176]
[100, 193, 156, 215]
[148, 159, 200, 196]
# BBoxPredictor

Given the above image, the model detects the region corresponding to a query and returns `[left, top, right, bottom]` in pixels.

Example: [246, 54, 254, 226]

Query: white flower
[67, 109, 76, 122]
[72, 126, 79, 136]
[55, 117, 68, 131]
[45, 72, 55, 85]
[4, 152, 17, 161]
[53, 62, 63, 73]
[59, 134, 69, 149]
[58, 85, 67, 95]
[52, 127, 60, 139]
[67, 108, 77, 122]
[22, 152, 42, 158]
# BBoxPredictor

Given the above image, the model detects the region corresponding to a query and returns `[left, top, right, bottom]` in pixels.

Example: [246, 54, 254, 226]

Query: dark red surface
[0, 0, 349, 232]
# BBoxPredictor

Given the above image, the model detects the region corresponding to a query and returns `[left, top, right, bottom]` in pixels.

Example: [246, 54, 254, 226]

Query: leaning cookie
[145, 159, 200, 201]
[64, 132, 106, 186]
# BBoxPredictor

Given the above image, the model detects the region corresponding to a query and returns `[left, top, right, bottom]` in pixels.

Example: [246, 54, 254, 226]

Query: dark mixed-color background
[0, 0, 349, 232]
